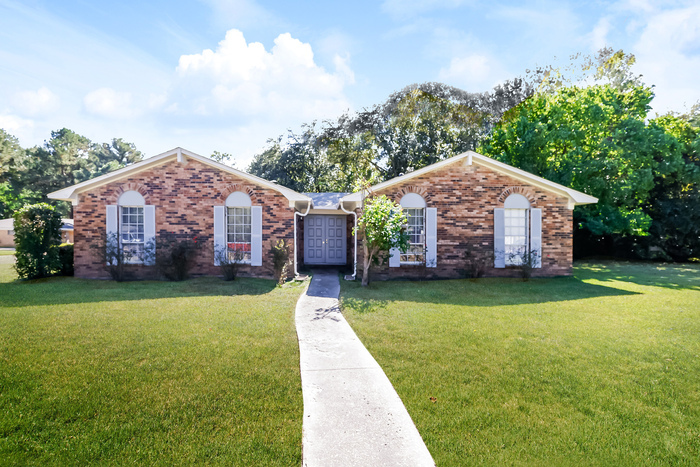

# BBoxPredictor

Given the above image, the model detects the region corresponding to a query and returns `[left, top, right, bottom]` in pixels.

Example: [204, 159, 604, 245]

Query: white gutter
[294, 201, 312, 277]
[339, 198, 357, 280]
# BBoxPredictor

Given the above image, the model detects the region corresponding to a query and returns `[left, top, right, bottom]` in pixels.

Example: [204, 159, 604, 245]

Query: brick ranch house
[48, 147, 597, 280]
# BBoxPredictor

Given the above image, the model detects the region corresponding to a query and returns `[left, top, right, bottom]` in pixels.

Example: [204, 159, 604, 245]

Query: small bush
[13, 203, 62, 279]
[216, 247, 245, 281]
[508, 248, 540, 281]
[58, 243, 74, 276]
[156, 234, 200, 281]
[462, 245, 493, 279]
[270, 239, 291, 285]
[90, 232, 153, 281]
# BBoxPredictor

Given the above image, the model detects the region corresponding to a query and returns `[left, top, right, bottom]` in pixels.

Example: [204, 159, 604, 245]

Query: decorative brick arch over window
[393, 185, 432, 205]
[106, 188, 156, 265]
[214, 189, 262, 267]
[219, 184, 257, 203]
[109, 183, 151, 205]
[497, 186, 536, 205]
[494, 191, 542, 270]
[388, 190, 437, 269]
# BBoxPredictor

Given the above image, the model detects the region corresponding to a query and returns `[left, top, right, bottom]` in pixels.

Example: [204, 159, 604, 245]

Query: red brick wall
[74, 158, 295, 279]
[356, 161, 574, 281]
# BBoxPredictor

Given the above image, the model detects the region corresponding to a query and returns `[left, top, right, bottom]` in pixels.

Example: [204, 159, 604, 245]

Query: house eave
[340, 151, 598, 208]
[47, 147, 311, 205]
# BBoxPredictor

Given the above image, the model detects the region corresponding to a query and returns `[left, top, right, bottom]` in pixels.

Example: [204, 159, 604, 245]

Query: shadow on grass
[0, 274, 280, 308]
[341, 275, 638, 309]
[341, 297, 389, 314]
[575, 261, 700, 291]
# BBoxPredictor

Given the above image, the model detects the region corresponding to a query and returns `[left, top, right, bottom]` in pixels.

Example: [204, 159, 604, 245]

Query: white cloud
[10, 87, 60, 117]
[589, 17, 611, 51]
[438, 54, 506, 90]
[83, 88, 136, 119]
[172, 29, 353, 121]
[0, 113, 34, 134]
[631, 4, 700, 113]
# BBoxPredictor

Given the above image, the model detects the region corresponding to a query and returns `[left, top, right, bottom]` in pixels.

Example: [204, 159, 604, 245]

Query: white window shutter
[389, 247, 400, 267]
[251, 206, 263, 266]
[494, 208, 505, 268]
[530, 208, 542, 268]
[144, 205, 156, 266]
[426, 207, 437, 268]
[213, 206, 225, 266]
[106, 205, 118, 236]
[106, 205, 118, 266]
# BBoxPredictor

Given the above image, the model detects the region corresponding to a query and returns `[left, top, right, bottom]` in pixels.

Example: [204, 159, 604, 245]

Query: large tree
[0, 130, 29, 218]
[0, 128, 144, 218]
[248, 80, 534, 192]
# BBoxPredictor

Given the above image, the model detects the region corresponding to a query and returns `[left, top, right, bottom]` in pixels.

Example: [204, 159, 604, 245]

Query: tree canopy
[0, 129, 144, 218]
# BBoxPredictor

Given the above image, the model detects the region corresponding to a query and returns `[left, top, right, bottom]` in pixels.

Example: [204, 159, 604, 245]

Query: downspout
[294, 200, 312, 277]
[339, 198, 357, 280]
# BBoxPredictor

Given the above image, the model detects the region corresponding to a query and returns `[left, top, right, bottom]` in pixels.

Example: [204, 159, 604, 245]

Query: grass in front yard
[0, 263, 305, 465]
[341, 261, 700, 465]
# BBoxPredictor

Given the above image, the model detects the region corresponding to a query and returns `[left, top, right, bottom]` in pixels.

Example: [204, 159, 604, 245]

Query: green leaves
[13, 203, 63, 279]
[354, 195, 409, 286]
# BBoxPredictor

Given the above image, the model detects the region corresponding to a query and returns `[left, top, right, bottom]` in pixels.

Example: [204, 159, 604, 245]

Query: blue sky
[1, 0, 699, 167]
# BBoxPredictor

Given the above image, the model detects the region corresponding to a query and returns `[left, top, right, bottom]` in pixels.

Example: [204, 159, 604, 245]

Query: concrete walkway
[295, 270, 434, 467]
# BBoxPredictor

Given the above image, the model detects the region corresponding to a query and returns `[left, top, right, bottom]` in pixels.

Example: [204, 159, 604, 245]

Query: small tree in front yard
[13, 203, 62, 279]
[354, 194, 409, 286]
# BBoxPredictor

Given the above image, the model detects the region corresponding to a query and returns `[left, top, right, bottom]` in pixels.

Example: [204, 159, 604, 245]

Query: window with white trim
[503, 194, 530, 266]
[399, 193, 426, 265]
[401, 208, 425, 264]
[504, 208, 528, 265]
[225, 191, 252, 264]
[118, 191, 146, 263]
[226, 206, 251, 263]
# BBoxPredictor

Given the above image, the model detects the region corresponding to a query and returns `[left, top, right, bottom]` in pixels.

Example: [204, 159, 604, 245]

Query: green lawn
[0, 263, 305, 465]
[341, 262, 700, 466]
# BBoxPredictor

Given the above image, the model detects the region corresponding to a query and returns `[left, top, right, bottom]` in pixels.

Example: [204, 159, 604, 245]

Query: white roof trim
[47, 147, 311, 205]
[341, 151, 598, 206]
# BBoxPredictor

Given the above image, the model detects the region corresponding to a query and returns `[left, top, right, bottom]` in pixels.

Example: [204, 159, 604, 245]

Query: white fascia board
[470, 153, 598, 205]
[340, 151, 598, 207]
[47, 147, 311, 205]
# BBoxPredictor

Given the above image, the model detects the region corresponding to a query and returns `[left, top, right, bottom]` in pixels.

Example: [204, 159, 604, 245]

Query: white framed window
[107, 191, 155, 266]
[494, 193, 541, 269]
[398, 193, 427, 265]
[120, 205, 145, 263]
[226, 206, 252, 263]
[504, 208, 528, 265]
[401, 207, 425, 264]
[224, 191, 252, 264]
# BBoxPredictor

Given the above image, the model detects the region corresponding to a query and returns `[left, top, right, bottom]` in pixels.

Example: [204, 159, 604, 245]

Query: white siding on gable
[213, 206, 225, 266]
[426, 207, 437, 268]
[144, 205, 156, 266]
[494, 208, 505, 268]
[530, 208, 542, 268]
[250, 206, 263, 267]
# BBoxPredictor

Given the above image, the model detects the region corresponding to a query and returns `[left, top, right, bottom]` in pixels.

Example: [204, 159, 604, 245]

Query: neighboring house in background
[60, 219, 74, 244]
[48, 147, 597, 280]
[0, 218, 15, 248]
[0, 218, 73, 248]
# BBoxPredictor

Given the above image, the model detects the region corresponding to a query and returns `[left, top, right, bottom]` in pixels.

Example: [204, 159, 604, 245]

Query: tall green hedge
[13, 203, 62, 279]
